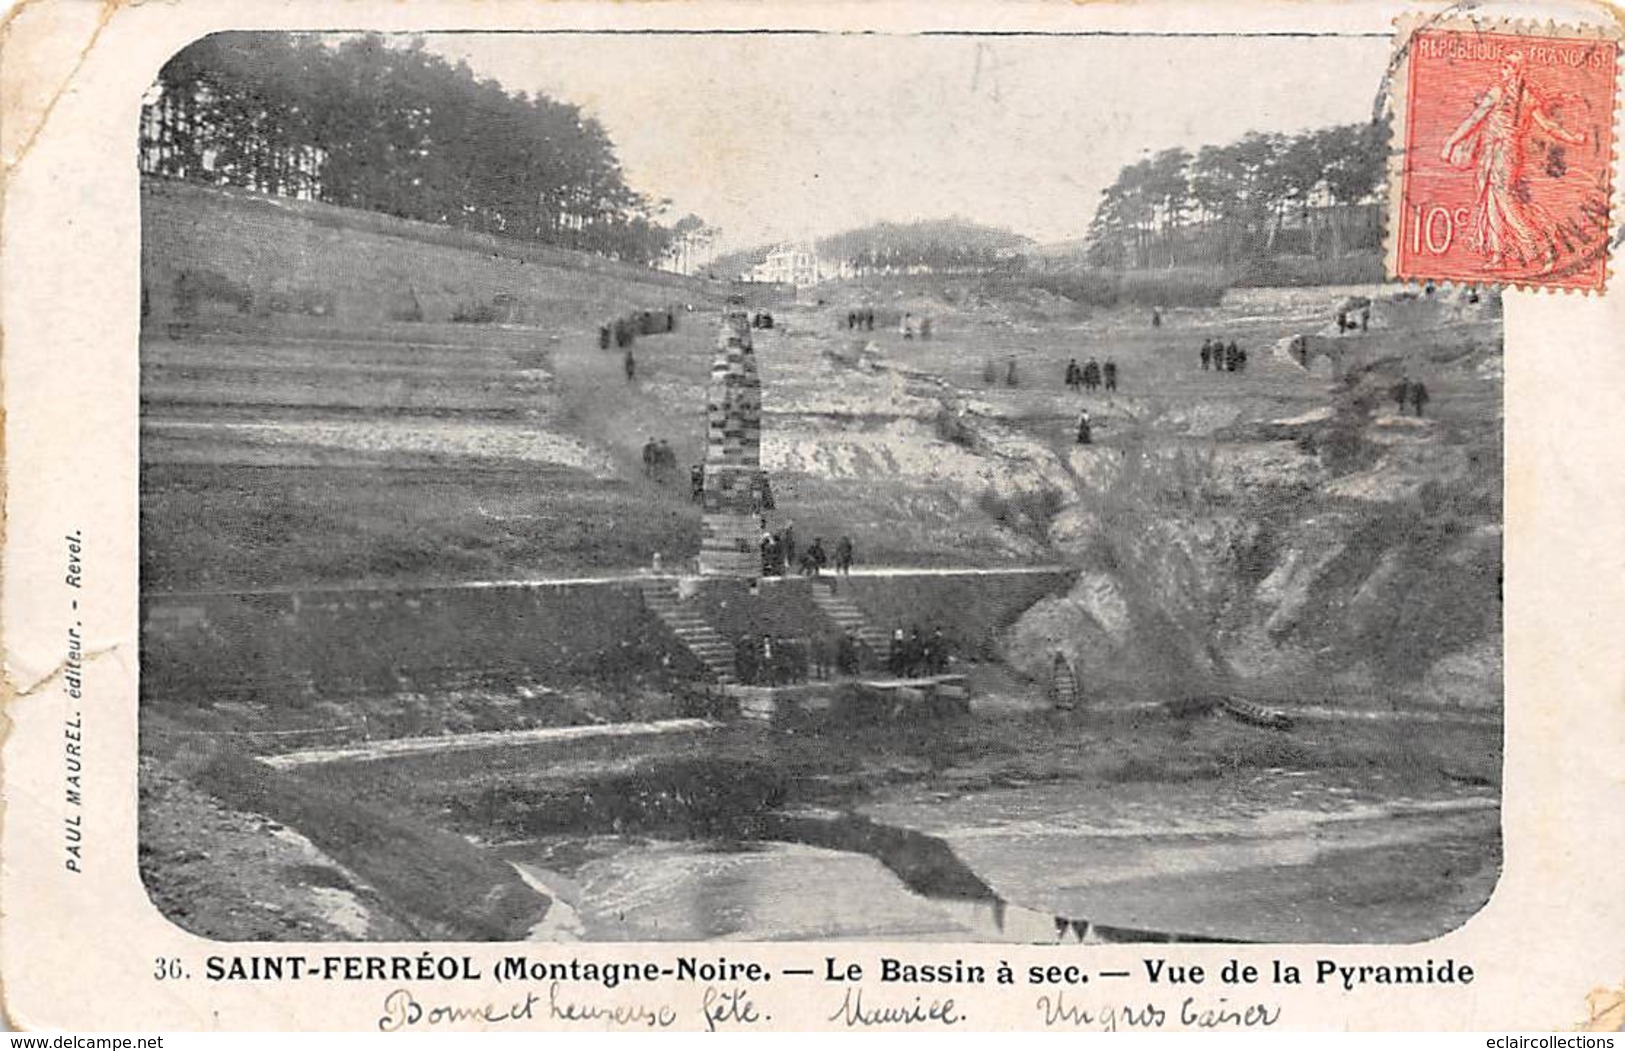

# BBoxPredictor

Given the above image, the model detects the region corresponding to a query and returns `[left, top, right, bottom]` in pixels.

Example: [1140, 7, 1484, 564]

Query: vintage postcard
[2, 0, 1623, 1034]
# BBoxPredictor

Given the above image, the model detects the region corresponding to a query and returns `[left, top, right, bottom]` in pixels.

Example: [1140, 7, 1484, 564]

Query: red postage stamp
[1389, 17, 1621, 292]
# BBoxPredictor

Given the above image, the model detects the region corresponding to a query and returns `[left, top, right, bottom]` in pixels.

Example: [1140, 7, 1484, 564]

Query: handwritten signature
[377, 984, 678, 1030]
[827, 987, 961, 1027]
[1037, 990, 1280, 1031]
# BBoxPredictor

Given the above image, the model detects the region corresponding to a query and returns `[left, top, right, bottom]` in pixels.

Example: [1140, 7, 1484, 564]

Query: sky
[422, 33, 1392, 253]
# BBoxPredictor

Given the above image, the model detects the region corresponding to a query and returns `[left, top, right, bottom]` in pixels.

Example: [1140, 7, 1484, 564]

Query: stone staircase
[808, 579, 892, 666]
[638, 580, 737, 684]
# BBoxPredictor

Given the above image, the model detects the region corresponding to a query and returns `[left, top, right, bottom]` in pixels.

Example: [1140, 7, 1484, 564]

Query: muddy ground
[140, 264, 1504, 943]
[141, 697, 1499, 942]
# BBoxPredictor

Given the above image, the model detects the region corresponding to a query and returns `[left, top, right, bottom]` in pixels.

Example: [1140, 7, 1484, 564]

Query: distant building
[748, 243, 820, 287]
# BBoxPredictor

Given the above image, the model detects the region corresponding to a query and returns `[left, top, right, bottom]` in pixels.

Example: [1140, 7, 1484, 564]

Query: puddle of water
[856, 771, 1499, 941]
[504, 839, 1111, 944]
[498, 768, 1498, 944]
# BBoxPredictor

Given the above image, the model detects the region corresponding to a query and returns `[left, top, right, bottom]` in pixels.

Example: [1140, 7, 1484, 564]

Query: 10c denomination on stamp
[1389, 16, 1621, 292]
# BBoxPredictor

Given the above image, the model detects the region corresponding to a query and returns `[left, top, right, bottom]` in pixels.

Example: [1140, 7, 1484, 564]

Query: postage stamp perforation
[1386, 11, 1622, 293]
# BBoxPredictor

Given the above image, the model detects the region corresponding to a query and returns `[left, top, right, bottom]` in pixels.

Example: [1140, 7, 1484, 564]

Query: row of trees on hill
[139, 33, 698, 266]
[1083, 123, 1386, 270]
[825, 219, 1032, 275]
[713, 218, 1032, 281]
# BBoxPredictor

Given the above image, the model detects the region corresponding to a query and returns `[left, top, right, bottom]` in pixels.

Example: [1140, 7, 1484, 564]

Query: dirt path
[264, 717, 719, 769]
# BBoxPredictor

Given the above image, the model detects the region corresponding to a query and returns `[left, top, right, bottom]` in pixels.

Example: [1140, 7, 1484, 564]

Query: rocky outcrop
[1006, 388, 1502, 709]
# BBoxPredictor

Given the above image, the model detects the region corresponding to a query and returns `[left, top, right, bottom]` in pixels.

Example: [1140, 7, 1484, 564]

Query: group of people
[1065, 357, 1117, 392]
[750, 311, 776, 330]
[845, 309, 877, 331]
[1390, 376, 1432, 417]
[736, 622, 952, 684]
[1200, 338, 1248, 373]
[887, 625, 950, 678]
[641, 437, 679, 482]
[760, 524, 853, 578]
[736, 631, 862, 685]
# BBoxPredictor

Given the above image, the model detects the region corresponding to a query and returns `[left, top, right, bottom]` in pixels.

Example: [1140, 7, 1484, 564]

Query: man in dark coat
[1392, 376, 1412, 413]
[835, 535, 853, 575]
[837, 632, 858, 676]
[737, 635, 760, 685]
[905, 626, 924, 677]
[1065, 359, 1080, 390]
[806, 537, 828, 577]
[1103, 359, 1118, 391]
[1200, 339, 1212, 370]
[1410, 380, 1430, 417]
[811, 632, 834, 680]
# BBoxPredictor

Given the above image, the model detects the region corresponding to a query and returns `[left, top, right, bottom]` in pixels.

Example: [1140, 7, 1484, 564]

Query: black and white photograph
[131, 27, 1505, 948]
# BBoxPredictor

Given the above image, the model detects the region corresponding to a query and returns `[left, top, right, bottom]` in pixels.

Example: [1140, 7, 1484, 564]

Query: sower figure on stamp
[1440, 51, 1588, 274]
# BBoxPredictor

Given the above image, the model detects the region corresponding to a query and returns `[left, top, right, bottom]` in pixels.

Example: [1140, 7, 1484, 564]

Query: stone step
[639, 585, 738, 686]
